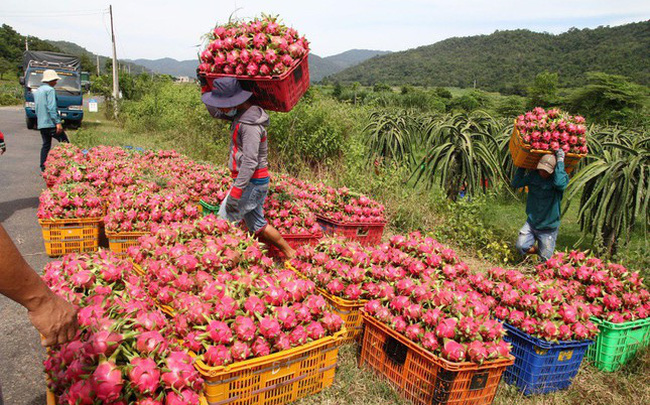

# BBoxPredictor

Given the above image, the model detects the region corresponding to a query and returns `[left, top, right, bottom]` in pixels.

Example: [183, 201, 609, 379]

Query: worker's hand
[555, 149, 565, 163]
[0, 141, 5, 155]
[55, 123, 63, 135]
[28, 292, 78, 347]
[225, 196, 240, 216]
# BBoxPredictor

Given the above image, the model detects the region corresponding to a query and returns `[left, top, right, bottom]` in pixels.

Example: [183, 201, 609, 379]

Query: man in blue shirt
[34, 69, 69, 171]
[511, 149, 568, 261]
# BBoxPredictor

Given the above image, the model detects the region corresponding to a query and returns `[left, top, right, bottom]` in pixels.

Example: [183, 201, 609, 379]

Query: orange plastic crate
[106, 230, 147, 257]
[39, 217, 102, 257]
[509, 123, 585, 174]
[286, 262, 365, 343]
[192, 329, 344, 405]
[359, 314, 513, 405]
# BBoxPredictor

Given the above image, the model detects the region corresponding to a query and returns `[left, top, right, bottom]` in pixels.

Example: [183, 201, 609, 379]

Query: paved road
[0, 105, 62, 405]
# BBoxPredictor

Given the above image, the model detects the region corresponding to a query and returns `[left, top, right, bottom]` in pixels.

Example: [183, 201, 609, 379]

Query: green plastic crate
[586, 317, 650, 372]
[199, 199, 220, 217]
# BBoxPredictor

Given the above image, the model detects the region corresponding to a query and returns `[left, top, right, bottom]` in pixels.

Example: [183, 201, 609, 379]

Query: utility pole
[96, 55, 100, 76]
[109, 4, 120, 116]
[25, 36, 29, 50]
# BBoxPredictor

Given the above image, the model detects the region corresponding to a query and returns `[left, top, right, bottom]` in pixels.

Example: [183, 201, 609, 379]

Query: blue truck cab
[21, 51, 84, 129]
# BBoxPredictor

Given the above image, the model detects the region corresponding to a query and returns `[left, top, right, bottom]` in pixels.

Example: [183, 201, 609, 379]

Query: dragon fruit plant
[515, 107, 588, 155]
[364, 278, 511, 364]
[538, 251, 650, 323]
[289, 233, 468, 301]
[43, 251, 204, 404]
[38, 182, 104, 220]
[199, 15, 309, 77]
[470, 267, 599, 342]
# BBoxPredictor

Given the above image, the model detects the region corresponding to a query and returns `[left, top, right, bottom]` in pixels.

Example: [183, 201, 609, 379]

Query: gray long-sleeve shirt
[206, 105, 269, 198]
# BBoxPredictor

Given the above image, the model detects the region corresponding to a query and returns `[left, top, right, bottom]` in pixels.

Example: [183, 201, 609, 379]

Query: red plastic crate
[316, 215, 385, 246]
[266, 231, 323, 259]
[199, 55, 310, 113]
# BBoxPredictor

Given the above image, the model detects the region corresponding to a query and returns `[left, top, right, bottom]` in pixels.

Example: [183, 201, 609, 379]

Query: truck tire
[26, 117, 36, 130]
[67, 120, 81, 130]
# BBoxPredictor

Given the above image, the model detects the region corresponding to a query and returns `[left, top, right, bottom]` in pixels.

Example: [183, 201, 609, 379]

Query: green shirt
[511, 162, 569, 230]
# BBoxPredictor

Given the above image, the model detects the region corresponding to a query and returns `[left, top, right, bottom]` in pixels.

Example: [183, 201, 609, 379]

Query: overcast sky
[1, 1, 649, 61]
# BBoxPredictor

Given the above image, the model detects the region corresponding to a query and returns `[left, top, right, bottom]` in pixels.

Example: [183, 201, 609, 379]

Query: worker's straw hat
[42, 69, 62, 83]
[537, 154, 557, 174]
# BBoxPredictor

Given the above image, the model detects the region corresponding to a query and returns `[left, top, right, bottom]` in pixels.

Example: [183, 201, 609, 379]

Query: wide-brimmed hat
[201, 77, 252, 108]
[42, 69, 62, 83]
[537, 154, 557, 174]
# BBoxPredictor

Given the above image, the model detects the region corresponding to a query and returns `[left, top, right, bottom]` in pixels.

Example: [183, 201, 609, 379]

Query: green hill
[330, 21, 650, 92]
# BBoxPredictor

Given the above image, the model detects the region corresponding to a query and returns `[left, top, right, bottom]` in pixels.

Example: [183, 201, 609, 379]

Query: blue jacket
[34, 84, 61, 129]
[511, 162, 569, 230]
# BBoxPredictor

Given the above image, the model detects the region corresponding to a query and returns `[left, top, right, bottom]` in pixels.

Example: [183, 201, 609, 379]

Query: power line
[0, 9, 107, 18]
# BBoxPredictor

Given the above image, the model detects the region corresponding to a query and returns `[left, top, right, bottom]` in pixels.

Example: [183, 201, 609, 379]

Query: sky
[1, 1, 649, 61]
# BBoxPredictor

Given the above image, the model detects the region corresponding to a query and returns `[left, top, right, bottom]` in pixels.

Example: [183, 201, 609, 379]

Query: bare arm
[0, 225, 77, 346]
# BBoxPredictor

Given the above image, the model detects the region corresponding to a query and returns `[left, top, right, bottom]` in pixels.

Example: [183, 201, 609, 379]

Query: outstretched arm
[0, 225, 77, 346]
[554, 150, 569, 191]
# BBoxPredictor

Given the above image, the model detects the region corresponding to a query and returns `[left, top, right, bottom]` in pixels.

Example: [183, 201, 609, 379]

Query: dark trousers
[40, 127, 69, 171]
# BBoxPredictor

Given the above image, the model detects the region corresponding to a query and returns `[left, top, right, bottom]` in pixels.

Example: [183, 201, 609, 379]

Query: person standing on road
[0, 224, 78, 405]
[202, 77, 296, 259]
[511, 149, 569, 262]
[34, 69, 69, 172]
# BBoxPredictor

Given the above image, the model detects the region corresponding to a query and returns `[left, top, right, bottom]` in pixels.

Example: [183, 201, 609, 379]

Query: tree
[497, 95, 526, 118]
[0, 57, 14, 79]
[434, 87, 453, 99]
[567, 72, 648, 125]
[332, 82, 343, 99]
[373, 82, 391, 92]
[528, 71, 559, 107]
[79, 53, 96, 74]
[351, 82, 361, 105]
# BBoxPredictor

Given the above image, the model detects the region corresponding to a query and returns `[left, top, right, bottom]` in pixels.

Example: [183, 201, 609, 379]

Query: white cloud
[1, 0, 648, 60]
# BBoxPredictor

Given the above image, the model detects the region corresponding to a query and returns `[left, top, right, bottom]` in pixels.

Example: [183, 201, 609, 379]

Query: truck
[20, 51, 84, 130]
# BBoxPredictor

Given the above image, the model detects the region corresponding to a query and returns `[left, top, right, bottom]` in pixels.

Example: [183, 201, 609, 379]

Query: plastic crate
[106, 230, 147, 257]
[286, 262, 365, 343]
[39, 217, 102, 257]
[316, 215, 385, 246]
[359, 315, 513, 405]
[192, 329, 344, 405]
[509, 124, 585, 174]
[266, 232, 323, 260]
[199, 55, 310, 113]
[502, 323, 592, 395]
[586, 317, 650, 372]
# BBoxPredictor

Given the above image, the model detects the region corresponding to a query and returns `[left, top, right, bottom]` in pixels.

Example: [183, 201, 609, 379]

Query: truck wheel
[67, 120, 81, 130]
[26, 117, 36, 130]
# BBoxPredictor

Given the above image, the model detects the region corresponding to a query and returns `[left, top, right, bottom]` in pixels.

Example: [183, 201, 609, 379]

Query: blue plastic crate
[502, 323, 592, 395]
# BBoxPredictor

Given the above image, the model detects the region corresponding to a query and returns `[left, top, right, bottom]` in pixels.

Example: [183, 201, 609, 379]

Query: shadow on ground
[0, 197, 39, 222]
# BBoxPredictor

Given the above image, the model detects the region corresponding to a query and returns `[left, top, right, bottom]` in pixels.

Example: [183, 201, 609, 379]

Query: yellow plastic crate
[47, 389, 209, 404]
[286, 262, 366, 343]
[106, 230, 147, 257]
[39, 217, 102, 257]
[193, 330, 344, 405]
[509, 122, 585, 174]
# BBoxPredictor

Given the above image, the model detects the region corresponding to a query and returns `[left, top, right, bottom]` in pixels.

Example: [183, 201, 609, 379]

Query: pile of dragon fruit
[538, 251, 650, 324]
[38, 182, 104, 221]
[264, 182, 322, 235]
[43, 251, 204, 404]
[515, 107, 588, 155]
[128, 216, 344, 366]
[198, 15, 309, 77]
[469, 268, 600, 341]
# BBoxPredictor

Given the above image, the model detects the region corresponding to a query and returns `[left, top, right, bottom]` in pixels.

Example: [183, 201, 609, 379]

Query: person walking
[0, 130, 5, 156]
[202, 77, 296, 259]
[34, 69, 69, 171]
[0, 225, 78, 405]
[512, 149, 569, 261]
